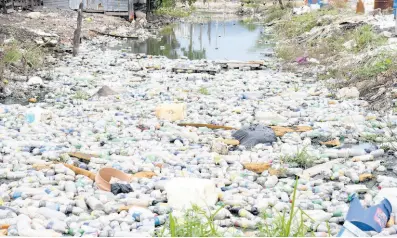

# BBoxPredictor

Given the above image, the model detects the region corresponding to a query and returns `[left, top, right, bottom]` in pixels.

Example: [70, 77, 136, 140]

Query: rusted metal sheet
[104, 0, 127, 12]
[374, 0, 392, 9]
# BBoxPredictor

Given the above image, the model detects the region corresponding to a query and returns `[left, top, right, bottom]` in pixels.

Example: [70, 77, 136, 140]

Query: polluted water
[0, 14, 397, 238]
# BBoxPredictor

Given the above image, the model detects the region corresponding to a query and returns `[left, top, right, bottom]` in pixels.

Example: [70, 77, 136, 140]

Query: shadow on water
[111, 18, 275, 61]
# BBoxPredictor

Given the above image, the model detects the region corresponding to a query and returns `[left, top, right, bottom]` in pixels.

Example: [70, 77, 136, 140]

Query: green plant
[3, 43, 22, 64]
[258, 178, 314, 237]
[281, 147, 316, 168]
[275, 43, 303, 61]
[293, 83, 300, 92]
[352, 25, 387, 52]
[353, 54, 394, 80]
[73, 90, 90, 100]
[23, 45, 44, 69]
[154, 7, 193, 17]
[264, 7, 288, 24]
[159, 205, 223, 237]
[199, 87, 210, 95]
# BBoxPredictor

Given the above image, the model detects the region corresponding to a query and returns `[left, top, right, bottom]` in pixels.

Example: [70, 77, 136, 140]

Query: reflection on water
[116, 19, 274, 61]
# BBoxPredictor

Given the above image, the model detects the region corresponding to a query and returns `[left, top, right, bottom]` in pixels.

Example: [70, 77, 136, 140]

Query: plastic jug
[342, 194, 391, 233]
[155, 103, 186, 121]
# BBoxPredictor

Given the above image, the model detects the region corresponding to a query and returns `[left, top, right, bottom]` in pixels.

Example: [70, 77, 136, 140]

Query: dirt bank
[262, 5, 397, 111]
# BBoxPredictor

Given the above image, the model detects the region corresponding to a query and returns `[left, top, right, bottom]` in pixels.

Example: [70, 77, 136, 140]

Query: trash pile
[1, 37, 397, 237]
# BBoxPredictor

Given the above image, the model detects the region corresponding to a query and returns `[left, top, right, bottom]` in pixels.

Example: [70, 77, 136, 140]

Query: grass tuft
[159, 205, 223, 237]
[154, 7, 194, 17]
[280, 147, 316, 168]
[199, 87, 210, 95]
[352, 25, 387, 52]
[3, 42, 22, 64]
[73, 90, 90, 100]
[258, 178, 314, 236]
[264, 6, 288, 23]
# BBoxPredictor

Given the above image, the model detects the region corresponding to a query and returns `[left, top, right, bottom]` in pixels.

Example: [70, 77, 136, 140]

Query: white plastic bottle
[86, 196, 105, 210]
[38, 207, 67, 220]
[64, 181, 77, 197]
[46, 219, 68, 233]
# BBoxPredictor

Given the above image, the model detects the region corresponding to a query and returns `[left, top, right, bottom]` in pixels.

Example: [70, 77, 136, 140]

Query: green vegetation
[280, 147, 316, 168]
[354, 54, 393, 80]
[3, 44, 22, 64]
[23, 44, 44, 69]
[73, 90, 90, 100]
[264, 7, 289, 23]
[274, 9, 338, 38]
[258, 179, 315, 237]
[154, 7, 194, 17]
[0, 41, 44, 83]
[159, 205, 223, 237]
[153, 0, 196, 17]
[157, 179, 320, 237]
[199, 87, 210, 95]
[352, 25, 387, 52]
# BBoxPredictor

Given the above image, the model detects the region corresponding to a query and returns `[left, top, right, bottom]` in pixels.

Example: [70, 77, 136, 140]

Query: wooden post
[73, 2, 83, 57]
[2, 0, 7, 14]
[128, 0, 134, 22]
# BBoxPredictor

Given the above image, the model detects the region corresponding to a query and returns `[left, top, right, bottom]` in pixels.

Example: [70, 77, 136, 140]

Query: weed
[264, 7, 288, 23]
[154, 7, 194, 17]
[73, 91, 90, 100]
[23, 45, 44, 69]
[275, 42, 303, 61]
[293, 83, 300, 92]
[280, 147, 316, 168]
[199, 87, 210, 95]
[353, 54, 394, 80]
[258, 178, 314, 237]
[361, 134, 378, 143]
[3, 43, 22, 64]
[352, 25, 387, 52]
[159, 205, 223, 237]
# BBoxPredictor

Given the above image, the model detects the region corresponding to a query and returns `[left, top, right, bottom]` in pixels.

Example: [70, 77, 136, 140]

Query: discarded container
[95, 168, 131, 192]
[374, 0, 391, 9]
[337, 221, 370, 237]
[164, 178, 218, 210]
[155, 103, 186, 121]
[356, 0, 365, 13]
[342, 195, 391, 233]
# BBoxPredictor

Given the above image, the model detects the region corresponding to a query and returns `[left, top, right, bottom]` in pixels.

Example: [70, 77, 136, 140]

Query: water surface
[115, 18, 274, 61]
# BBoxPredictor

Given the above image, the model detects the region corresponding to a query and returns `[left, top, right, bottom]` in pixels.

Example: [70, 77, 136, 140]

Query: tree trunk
[73, 2, 83, 57]
[278, 0, 284, 9]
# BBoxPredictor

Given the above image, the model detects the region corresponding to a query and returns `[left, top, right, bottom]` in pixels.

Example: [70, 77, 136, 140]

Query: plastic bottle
[265, 176, 278, 188]
[46, 219, 67, 233]
[125, 198, 153, 207]
[38, 207, 67, 220]
[86, 196, 105, 210]
[0, 209, 16, 219]
[64, 181, 77, 197]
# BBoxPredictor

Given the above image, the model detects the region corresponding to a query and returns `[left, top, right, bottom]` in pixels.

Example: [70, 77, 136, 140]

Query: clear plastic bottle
[86, 196, 105, 211]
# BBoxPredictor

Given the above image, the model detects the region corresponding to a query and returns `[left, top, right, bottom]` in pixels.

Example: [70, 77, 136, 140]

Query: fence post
[128, 0, 134, 22]
[2, 0, 7, 13]
[73, 2, 83, 57]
